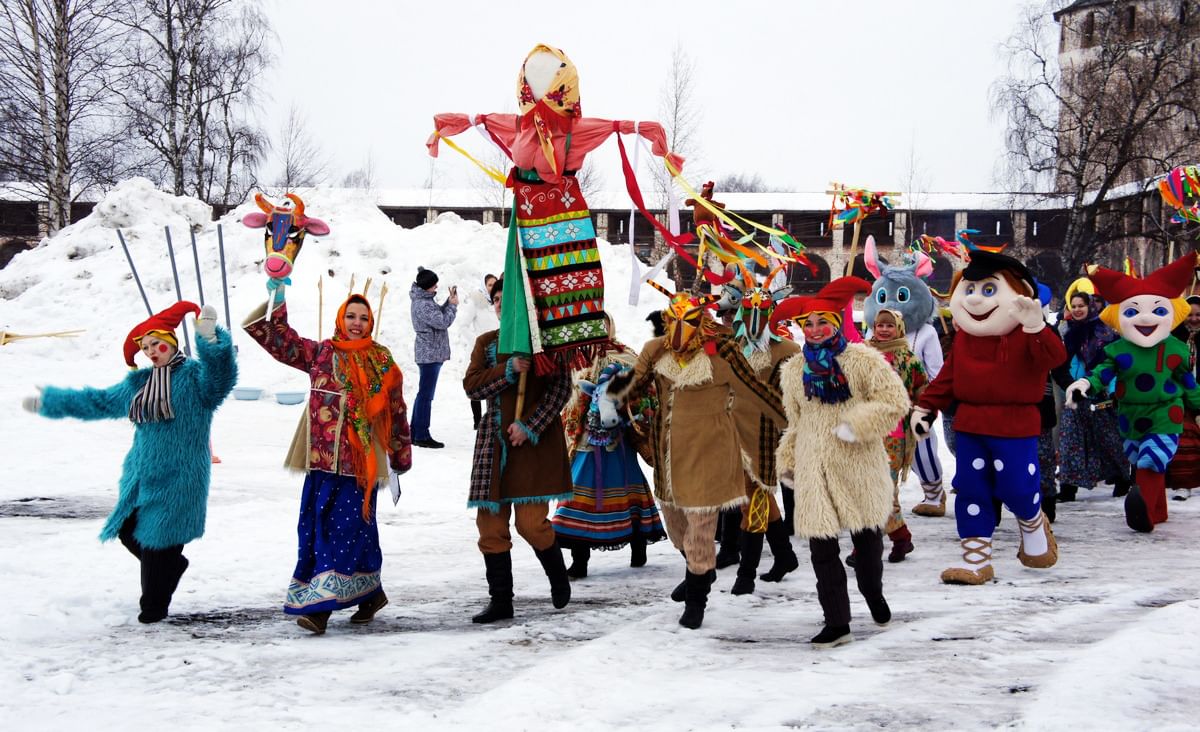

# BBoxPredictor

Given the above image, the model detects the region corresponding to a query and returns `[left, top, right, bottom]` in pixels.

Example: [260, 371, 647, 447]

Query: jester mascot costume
[622, 283, 785, 629]
[1065, 252, 1200, 532]
[716, 264, 801, 595]
[912, 252, 1066, 585]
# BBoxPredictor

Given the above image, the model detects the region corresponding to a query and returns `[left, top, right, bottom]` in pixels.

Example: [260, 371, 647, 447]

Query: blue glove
[266, 276, 291, 305]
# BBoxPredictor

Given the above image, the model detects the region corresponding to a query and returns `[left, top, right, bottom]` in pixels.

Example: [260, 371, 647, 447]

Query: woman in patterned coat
[245, 285, 412, 635]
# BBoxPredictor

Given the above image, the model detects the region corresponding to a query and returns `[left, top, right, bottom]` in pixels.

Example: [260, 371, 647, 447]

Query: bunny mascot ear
[864, 235, 883, 279]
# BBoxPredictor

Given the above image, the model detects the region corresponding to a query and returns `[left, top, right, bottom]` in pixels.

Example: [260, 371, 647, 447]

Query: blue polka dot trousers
[951, 432, 1042, 538]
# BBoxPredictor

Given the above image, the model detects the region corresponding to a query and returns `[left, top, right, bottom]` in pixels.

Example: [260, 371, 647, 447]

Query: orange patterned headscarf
[331, 294, 402, 519]
[517, 44, 581, 177]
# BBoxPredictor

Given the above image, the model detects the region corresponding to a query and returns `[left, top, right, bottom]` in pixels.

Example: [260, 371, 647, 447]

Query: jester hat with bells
[518, 44, 582, 179]
[124, 301, 200, 368]
[1087, 252, 1198, 344]
[647, 280, 720, 363]
[771, 277, 872, 332]
[718, 263, 792, 358]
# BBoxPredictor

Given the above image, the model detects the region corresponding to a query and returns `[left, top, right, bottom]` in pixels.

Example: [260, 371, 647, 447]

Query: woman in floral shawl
[1056, 292, 1127, 501]
[245, 286, 412, 635]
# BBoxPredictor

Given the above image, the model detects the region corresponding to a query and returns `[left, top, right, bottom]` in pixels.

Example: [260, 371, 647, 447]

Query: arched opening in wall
[789, 253, 830, 294]
[850, 253, 874, 281]
[1028, 252, 1067, 307]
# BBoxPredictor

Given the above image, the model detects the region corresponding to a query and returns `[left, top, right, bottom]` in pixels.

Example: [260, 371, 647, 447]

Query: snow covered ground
[1, 182, 1198, 731]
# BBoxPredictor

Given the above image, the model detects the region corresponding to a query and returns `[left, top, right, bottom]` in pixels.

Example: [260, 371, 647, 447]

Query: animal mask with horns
[718, 263, 792, 357]
[241, 193, 330, 280]
[647, 280, 720, 362]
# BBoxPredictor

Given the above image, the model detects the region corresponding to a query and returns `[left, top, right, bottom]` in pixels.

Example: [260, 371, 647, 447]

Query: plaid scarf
[802, 333, 851, 404]
[128, 353, 186, 423]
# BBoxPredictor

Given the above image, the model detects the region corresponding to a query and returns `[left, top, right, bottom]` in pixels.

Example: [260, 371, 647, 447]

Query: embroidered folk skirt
[513, 171, 608, 370]
[284, 470, 383, 615]
[1167, 413, 1200, 489]
[1058, 405, 1126, 488]
[553, 442, 666, 549]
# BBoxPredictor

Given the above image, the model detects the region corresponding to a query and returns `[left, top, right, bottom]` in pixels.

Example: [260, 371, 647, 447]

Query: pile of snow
[0, 180, 671, 397]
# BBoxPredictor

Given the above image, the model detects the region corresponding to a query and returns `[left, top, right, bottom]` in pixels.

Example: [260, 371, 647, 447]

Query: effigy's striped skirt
[513, 172, 609, 371]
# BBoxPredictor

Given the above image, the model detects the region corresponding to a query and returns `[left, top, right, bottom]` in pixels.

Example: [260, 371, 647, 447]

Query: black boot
[1043, 489, 1057, 524]
[138, 547, 187, 624]
[851, 529, 888, 626]
[782, 486, 796, 536]
[472, 551, 514, 624]
[1113, 474, 1131, 497]
[759, 519, 800, 582]
[629, 529, 647, 568]
[566, 545, 590, 580]
[678, 569, 716, 629]
[714, 510, 741, 569]
[731, 530, 764, 595]
[535, 542, 572, 609]
[671, 551, 688, 602]
[1124, 485, 1153, 533]
[1058, 483, 1078, 502]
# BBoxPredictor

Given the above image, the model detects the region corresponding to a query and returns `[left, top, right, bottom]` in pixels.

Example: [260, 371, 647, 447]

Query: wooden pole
[375, 281, 390, 333]
[317, 275, 324, 341]
[843, 220, 863, 277]
[164, 227, 192, 356]
[515, 371, 528, 422]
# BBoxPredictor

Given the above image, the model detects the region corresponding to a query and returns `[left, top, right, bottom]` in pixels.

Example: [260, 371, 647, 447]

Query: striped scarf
[802, 333, 851, 404]
[129, 353, 186, 423]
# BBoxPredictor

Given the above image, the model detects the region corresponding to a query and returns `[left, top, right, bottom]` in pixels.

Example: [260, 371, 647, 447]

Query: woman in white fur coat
[773, 277, 910, 648]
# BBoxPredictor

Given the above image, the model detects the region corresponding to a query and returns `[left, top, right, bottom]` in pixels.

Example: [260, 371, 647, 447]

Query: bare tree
[274, 104, 330, 191]
[574, 159, 605, 202]
[341, 148, 378, 191]
[993, 0, 1200, 277]
[900, 139, 933, 242]
[714, 172, 768, 193]
[110, 0, 271, 202]
[651, 44, 702, 209]
[0, 0, 126, 235]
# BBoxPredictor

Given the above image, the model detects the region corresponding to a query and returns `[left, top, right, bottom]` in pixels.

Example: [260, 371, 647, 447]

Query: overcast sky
[261, 0, 1035, 195]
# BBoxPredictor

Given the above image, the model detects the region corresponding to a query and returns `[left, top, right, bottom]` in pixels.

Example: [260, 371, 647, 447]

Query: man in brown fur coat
[625, 284, 785, 629]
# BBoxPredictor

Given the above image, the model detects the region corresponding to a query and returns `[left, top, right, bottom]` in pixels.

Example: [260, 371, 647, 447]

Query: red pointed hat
[1088, 251, 1198, 304]
[771, 276, 871, 325]
[124, 301, 200, 367]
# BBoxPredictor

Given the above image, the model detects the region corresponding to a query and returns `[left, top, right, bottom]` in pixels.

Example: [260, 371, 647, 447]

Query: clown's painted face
[950, 274, 1025, 337]
[139, 334, 178, 367]
[802, 313, 839, 344]
[1117, 295, 1176, 347]
[663, 293, 712, 358]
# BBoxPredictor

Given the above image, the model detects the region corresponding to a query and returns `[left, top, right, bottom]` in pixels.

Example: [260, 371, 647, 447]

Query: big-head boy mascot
[911, 251, 1067, 585]
[1065, 252, 1200, 532]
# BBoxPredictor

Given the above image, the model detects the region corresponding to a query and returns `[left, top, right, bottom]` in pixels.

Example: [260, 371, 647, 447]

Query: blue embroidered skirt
[284, 470, 383, 615]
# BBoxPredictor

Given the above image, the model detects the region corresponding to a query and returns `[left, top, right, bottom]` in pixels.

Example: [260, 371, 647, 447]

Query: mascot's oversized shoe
[941, 537, 995, 585]
[1016, 511, 1058, 568]
[1124, 486, 1154, 533]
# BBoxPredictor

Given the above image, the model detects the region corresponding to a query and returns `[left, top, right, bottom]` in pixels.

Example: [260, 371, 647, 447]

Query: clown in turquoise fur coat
[35, 324, 237, 550]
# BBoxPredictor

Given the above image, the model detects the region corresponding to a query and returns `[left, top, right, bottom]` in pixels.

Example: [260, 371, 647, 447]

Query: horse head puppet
[578, 362, 635, 435]
[241, 193, 330, 280]
[862, 235, 935, 336]
[718, 263, 792, 357]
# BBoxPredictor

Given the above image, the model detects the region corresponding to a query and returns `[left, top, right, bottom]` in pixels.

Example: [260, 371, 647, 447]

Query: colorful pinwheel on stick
[1159, 165, 1200, 225]
[827, 184, 900, 232]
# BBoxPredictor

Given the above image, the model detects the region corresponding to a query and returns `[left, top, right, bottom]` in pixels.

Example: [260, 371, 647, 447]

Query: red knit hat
[124, 301, 200, 367]
[771, 276, 871, 325]
[1088, 252, 1198, 304]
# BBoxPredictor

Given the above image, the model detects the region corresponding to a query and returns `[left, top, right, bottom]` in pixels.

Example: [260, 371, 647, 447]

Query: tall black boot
[850, 529, 889, 625]
[714, 510, 741, 569]
[782, 486, 796, 536]
[678, 569, 716, 629]
[138, 546, 187, 624]
[1058, 483, 1078, 502]
[472, 551, 514, 624]
[535, 542, 572, 609]
[629, 527, 647, 568]
[809, 536, 852, 641]
[731, 530, 764, 595]
[759, 519, 800, 582]
[671, 551, 688, 602]
[566, 545, 590, 579]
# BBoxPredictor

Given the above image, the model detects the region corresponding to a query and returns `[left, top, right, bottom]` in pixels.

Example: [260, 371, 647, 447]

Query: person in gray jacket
[410, 266, 458, 448]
